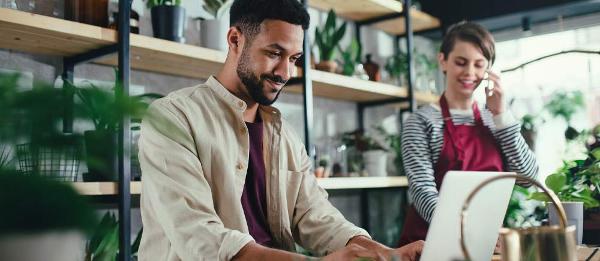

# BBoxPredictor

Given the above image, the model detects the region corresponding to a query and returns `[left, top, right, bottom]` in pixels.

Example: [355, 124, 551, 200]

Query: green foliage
[338, 38, 361, 76]
[341, 130, 387, 152]
[521, 114, 540, 132]
[75, 69, 163, 132]
[530, 151, 600, 209]
[85, 212, 143, 261]
[545, 90, 584, 124]
[503, 185, 545, 228]
[202, 0, 233, 19]
[0, 170, 96, 235]
[375, 125, 404, 176]
[145, 0, 182, 9]
[315, 10, 347, 61]
[385, 51, 408, 79]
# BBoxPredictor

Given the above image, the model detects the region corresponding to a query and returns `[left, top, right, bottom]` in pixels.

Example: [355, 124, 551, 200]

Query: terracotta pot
[315, 60, 338, 73]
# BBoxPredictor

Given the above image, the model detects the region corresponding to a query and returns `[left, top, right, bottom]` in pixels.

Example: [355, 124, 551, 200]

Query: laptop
[419, 171, 516, 261]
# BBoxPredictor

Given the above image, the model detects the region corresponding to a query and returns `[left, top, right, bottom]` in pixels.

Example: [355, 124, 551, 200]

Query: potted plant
[338, 38, 368, 79]
[196, 0, 233, 51]
[384, 51, 408, 86]
[530, 147, 600, 244]
[146, 0, 186, 43]
[314, 9, 346, 73]
[341, 130, 388, 177]
[545, 90, 585, 141]
[0, 73, 83, 181]
[375, 125, 403, 176]
[0, 171, 96, 261]
[75, 69, 162, 181]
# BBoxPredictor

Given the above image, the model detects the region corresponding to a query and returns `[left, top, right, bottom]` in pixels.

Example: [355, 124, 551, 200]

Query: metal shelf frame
[58, 1, 132, 260]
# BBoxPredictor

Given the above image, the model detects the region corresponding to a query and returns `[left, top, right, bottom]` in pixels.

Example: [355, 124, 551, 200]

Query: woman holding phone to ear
[398, 22, 539, 246]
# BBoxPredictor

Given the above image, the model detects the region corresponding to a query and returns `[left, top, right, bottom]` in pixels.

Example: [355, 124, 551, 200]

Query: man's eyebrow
[266, 44, 285, 51]
[265, 43, 303, 56]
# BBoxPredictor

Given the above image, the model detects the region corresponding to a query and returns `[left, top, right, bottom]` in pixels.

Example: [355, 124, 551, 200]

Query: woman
[398, 22, 539, 246]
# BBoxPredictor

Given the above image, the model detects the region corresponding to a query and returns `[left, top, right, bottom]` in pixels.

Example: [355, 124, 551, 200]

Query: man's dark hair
[440, 21, 496, 65]
[230, 0, 310, 40]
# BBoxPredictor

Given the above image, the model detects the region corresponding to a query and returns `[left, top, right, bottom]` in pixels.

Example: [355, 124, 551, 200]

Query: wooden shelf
[0, 8, 225, 80]
[70, 177, 406, 195]
[287, 70, 439, 103]
[71, 181, 142, 196]
[317, 176, 408, 190]
[0, 7, 438, 103]
[309, 0, 440, 35]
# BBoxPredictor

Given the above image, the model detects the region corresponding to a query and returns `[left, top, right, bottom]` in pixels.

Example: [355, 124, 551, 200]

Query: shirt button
[237, 162, 244, 170]
[240, 127, 247, 134]
[237, 101, 244, 108]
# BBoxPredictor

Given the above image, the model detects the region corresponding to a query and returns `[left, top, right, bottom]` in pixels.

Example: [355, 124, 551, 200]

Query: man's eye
[267, 52, 281, 58]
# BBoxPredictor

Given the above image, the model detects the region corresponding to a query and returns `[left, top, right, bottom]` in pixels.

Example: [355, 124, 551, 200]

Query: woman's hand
[485, 71, 504, 116]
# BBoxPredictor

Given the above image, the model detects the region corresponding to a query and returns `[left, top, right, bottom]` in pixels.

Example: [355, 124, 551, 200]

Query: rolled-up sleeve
[291, 146, 370, 256]
[139, 101, 254, 261]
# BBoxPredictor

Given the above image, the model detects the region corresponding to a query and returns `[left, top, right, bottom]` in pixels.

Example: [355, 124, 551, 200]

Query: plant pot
[151, 5, 186, 43]
[197, 11, 230, 51]
[363, 150, 387, 177]
[0, 231, 85, 261]
[315, 60, 338, 73]
[549, 201, 583, 245]
[84, 130, 117, 181]
[15, 136, 81, 182]
[65, 0, 109, 27]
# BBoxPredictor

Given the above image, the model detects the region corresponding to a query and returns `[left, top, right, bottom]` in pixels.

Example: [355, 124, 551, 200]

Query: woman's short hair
[439, 21, 496, 65]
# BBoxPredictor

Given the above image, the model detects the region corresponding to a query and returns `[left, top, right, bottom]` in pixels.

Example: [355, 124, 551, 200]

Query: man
[138, 0, 423, 260]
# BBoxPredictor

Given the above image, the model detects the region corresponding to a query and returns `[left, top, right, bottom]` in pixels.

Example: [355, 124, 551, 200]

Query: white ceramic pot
[0, 231, 86, 261]
[548, 201, 583, 245]
[363, 150, 387, 177]
[198, 11, 230, 51]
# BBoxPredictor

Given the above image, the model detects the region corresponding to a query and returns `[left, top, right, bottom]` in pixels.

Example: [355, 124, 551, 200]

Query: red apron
[398, 94, 505, 246]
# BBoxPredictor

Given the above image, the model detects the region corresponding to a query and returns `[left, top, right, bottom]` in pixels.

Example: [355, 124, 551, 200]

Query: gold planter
[460, 175, 577, 261]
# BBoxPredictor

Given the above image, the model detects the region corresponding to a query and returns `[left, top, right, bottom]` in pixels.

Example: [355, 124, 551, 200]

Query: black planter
[151, 5, 186, 43]
[84, 130, 118, 181]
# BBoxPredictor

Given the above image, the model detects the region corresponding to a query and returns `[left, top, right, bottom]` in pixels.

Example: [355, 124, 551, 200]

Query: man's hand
[390, 240, 424, 261]
[322, 243, 383, 261]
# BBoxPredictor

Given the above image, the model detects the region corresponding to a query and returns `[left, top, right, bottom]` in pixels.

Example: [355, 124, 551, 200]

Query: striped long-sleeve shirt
[401, 103, 539, 223]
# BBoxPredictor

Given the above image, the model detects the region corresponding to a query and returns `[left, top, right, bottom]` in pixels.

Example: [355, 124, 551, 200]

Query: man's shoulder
[151, 83, 212, 110]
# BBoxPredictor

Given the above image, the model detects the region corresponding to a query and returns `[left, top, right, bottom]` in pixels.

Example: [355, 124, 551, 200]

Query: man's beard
[236, 49, 287, 106]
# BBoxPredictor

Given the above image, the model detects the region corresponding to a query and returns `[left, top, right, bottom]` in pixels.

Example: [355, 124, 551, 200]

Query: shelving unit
[309, 0, 440, 35]
[71, 177, 408, 195]
[0, 8, 437, 104]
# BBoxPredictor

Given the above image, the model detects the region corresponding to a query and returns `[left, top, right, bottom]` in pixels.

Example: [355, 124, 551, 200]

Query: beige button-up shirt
[138, 76, 369, 261]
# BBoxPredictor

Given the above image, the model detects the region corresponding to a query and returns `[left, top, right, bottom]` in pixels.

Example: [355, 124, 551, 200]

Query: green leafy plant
[338, 38, 361, 76]
[85, 212, 143, 261]
[530, 147, 600, 209]
[375, 125, 404, 176]
[315, 9, 347, 62]
[75, 69, 163, 132]
[0, 170, 96, 235]
[385, 51, 408, 80]
[202, 0, 233, 19]
[503, 185, 545, 228]
[145, 0, 182, 9]
[545, 90, 585, 140]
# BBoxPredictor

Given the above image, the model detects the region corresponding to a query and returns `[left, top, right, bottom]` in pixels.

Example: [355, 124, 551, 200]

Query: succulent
[338, 37, 362, 76]
[315, 9, 347, 62]
[145, 0, 182, 9]
[202, 0, 233, 19]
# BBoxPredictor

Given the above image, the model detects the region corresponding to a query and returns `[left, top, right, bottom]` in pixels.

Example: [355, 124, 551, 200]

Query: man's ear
[227, 27, 244, 54]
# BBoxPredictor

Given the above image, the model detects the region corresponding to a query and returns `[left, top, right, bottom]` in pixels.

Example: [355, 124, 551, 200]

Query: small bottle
[363, 54, 381, 82]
